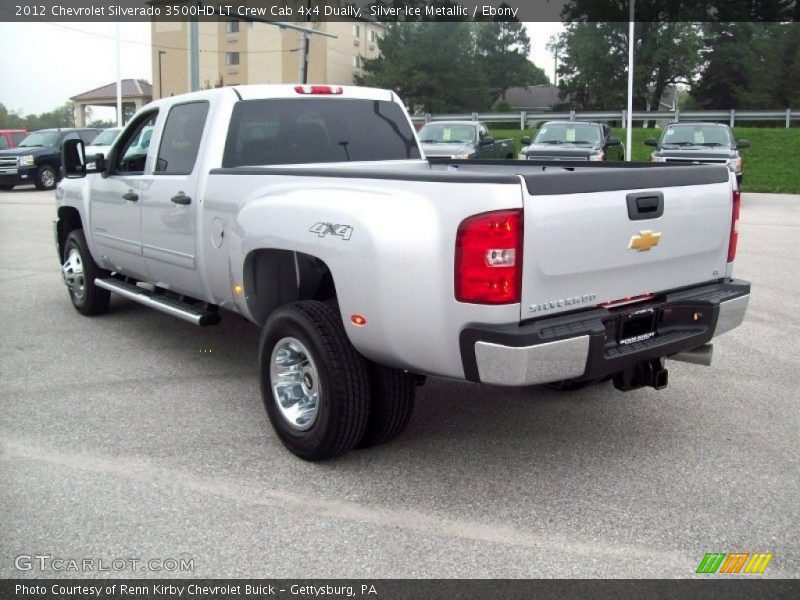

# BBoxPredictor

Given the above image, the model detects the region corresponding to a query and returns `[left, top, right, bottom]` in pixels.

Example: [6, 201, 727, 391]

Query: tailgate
[520, 165, 733, 319]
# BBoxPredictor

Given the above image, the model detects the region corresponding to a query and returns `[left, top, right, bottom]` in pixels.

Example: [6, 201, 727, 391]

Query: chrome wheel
[61, 248, 85, 300]
[40, 168, 55, 189]
[270, 337, 321, 431]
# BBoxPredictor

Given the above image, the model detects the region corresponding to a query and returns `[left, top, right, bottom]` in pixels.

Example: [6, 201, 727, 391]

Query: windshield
[223, 98, 420, 167]
[91, 128, 121, 146]
[661, 125, 733, 147]
[534, 123, 602, 145]
[418, 123, 476, 144]
[18, 131, 60, 148]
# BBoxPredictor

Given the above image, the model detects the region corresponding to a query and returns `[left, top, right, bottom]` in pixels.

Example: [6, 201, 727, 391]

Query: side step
[95, 277, 220, 326]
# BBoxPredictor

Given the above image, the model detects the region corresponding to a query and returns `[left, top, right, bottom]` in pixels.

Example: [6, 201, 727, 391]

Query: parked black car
[519, 121, 624, 162]
[0, 128, 101, 191]
[645, 122, 749, 185]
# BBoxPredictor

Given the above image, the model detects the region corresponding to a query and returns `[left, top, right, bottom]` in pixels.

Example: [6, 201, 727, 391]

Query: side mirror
[736, 139, 750, 149]
[62, 138, 86, 179]
[480, 136, 495, 146]
[607, 136, 622, 146]
[86, 153, 107, 173]
[644, 138, 658, 147]
[521, 136, 532, 145]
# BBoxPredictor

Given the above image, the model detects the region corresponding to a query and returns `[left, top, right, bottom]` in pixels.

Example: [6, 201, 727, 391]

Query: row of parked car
[0, 126, 120, 191]
[417, 120, 749, 184]
[1, 119, 749, 193]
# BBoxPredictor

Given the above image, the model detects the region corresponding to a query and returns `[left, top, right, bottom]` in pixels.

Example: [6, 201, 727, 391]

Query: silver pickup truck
[55, 85, 750, 460]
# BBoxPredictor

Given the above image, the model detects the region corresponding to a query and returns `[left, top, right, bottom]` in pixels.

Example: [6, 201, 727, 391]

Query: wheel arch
[56, 206, 83, 260]
[242, 248, 337, 326]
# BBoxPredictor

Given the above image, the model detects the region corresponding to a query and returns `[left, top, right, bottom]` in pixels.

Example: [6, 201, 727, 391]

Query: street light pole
[626, 0, 635, 161]
[158, 50, 166, 99]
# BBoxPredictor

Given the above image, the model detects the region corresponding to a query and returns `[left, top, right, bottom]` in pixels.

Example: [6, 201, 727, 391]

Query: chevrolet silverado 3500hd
[55, 85, 749, 460]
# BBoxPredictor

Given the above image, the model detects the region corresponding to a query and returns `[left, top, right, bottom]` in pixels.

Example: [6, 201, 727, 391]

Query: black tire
[357, 364, 416, 449]
[35, 165, 57, 190]
[62, 229, 110, 316]
[0, 184, 14, 191]
[259, 301, 370, 461]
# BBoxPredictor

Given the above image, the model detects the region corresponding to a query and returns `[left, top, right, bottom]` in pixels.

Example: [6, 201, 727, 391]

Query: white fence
[409, 109, 799, 129]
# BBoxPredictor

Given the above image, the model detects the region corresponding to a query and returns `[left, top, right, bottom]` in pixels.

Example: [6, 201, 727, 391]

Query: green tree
[693, 22, 800, 109]
[551, 20, 701, 114]
[357, 19, 548, 113]
[475, 20, 549, 100]
[356, 21, 492, 113]
[548, 22, 627, 110]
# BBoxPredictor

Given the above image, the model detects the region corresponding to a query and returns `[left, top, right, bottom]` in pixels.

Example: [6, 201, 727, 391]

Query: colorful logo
[696, 552, 773, 574]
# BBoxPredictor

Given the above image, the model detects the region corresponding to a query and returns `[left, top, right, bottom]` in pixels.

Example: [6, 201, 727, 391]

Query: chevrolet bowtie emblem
[628, 230, 662, 251]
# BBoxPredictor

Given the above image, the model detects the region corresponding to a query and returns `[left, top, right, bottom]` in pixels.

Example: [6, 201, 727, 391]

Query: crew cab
[55, 85, 750, 460]
[0, 128, 100, 190]
[520, 121, 624, 161]
[646, 122, 749, 185]
[418, 120, 515, 159]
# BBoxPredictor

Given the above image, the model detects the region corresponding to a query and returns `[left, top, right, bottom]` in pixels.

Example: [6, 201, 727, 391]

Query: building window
[225, 21, 239, 34]
[369, 29, 377, 43]
[226, 52, 240, 65]
[352, 55, 360, 68]
[353, 24, 360, 37]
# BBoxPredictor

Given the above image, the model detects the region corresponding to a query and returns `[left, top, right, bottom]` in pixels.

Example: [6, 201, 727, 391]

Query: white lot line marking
[3, 438, 693, 570]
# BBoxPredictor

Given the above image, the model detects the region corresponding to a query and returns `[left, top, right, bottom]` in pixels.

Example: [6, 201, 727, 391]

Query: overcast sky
[0, 21, 564, 118]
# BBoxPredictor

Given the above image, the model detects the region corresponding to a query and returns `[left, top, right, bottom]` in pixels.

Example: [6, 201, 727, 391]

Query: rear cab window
[222, 98, 420, 167]
[155, 101, 209, 174]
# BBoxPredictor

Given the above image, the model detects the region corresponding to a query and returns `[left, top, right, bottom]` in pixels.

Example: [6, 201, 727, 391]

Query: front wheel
[259, 301, 370, 461]
[62, 229, 110, 315]
[35, 165, 57, 190]
[0, 184, 14, 191]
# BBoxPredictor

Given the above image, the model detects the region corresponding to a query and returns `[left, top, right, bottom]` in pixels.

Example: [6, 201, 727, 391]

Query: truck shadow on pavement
[97, 295, 679, 475]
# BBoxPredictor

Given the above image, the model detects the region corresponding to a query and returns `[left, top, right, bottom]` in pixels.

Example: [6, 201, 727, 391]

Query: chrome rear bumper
[462, 280, 750, 387]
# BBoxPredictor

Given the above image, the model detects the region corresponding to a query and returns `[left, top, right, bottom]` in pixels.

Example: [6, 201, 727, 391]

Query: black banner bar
[2, 579, 800, 600]
[1, 0, 797, 23]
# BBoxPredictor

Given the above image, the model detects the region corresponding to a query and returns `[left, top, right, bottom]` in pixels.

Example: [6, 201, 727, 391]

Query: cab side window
[0, 135, 8, 150]
[114, 112, 158, 175]
[155, 101, 209, 175]
[478, 124, 488, 138]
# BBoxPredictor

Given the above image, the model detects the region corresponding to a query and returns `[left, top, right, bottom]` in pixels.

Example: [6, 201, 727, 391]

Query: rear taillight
[455, 209, 523, 304]
[294, 85, 343, 95]
[728, 189, 741, 262]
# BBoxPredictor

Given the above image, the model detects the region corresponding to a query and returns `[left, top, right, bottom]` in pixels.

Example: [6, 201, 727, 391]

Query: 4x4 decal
[309, 222, 353, 241]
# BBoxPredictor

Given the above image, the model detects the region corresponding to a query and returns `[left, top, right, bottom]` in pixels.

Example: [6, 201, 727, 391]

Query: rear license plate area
[618, 308, 656, 345]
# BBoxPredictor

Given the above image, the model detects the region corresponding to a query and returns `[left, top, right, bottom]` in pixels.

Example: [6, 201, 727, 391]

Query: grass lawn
[490, 126, 800, 194]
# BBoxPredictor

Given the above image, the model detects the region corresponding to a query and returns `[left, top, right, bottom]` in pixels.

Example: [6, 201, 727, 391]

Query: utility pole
[115, 22, 122, 127]
[158, 50, 166, 98]
[553, 45, 558, 86]
[190, 16, 199, 92]
[299, 0, 311, 84]
[297, 32, 309, 84]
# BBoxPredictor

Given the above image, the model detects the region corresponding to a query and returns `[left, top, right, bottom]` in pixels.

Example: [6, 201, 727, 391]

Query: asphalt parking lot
[0, 187, 798, 579]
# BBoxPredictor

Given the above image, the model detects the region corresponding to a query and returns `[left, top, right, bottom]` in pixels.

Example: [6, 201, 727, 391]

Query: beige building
[151, 18, 383, 99]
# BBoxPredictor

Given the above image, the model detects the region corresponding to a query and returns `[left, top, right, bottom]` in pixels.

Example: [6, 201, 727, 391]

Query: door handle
[122, 191, 138, 202]
[171, 192, 192, 205]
